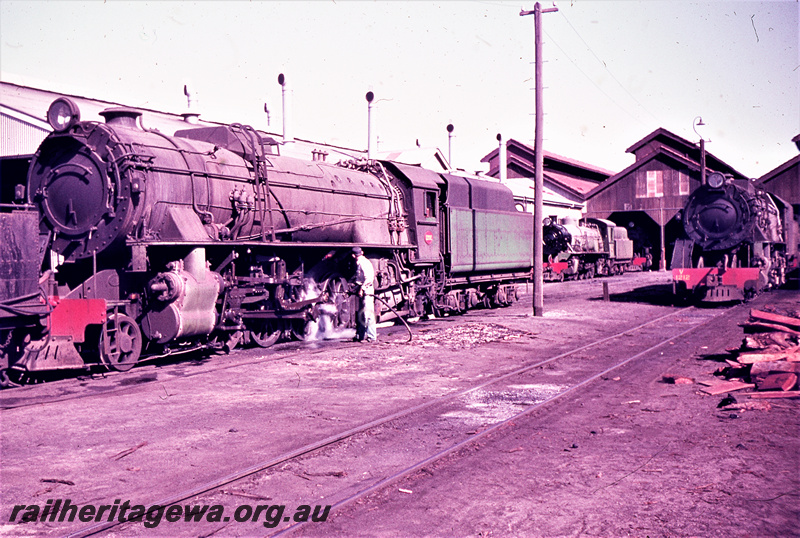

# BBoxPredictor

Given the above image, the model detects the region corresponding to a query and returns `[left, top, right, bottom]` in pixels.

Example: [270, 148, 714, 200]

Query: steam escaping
[301, 280, 356, 342]
[308, 303, 356, 342]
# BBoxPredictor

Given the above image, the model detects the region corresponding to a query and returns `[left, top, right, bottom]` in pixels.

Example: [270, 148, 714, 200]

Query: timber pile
[702, 308, 800, 399]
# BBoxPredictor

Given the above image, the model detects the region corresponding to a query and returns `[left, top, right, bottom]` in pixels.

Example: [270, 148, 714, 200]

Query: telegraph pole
[521, 2, 557, 317]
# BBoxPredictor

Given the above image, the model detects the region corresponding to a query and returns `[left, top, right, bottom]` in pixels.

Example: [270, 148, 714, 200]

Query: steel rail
[0, 342, 343, 409]
[274, 305, 723, 536]
[65, 306, 701, 537]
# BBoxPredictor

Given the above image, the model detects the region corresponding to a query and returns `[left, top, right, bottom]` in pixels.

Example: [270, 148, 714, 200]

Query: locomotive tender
[671, 171, 792, 302]
[0, 98, 532, 384]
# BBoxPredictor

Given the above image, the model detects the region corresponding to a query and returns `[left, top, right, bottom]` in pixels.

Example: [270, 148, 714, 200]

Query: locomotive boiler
[0, 98, 532, 384]
[671, 171, 791, 302]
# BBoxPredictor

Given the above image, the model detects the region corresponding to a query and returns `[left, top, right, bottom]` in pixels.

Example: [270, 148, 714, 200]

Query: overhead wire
[479, 1, 664, 138]
[541, 24, 651, 128]
[557, 10, 663, 125]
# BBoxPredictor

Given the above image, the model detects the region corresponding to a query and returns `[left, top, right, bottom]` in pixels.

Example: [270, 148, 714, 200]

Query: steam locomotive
[671, 171, 793, 302]
[0, 98, 533, 385]
[542, 216, 651, 281]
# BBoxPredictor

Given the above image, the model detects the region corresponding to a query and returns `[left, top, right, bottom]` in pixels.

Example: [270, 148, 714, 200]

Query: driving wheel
[99, 313, 142, 372]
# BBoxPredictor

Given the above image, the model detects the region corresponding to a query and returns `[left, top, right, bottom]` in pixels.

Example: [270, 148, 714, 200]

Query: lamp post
[693, 116, 706, 185]
[659, 196, 666, 271]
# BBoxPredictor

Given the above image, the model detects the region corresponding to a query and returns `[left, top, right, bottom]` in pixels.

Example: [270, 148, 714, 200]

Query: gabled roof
[481, 138, 612, 200]
[626, 127, 747, 178]
[482, 138, 616, 177]
[1, 80, 208, 135]
[585, 128, 749, 200]
[586, 147, 697, 200]
[504, 156, 599, 200]
[757, 153, 800, 186]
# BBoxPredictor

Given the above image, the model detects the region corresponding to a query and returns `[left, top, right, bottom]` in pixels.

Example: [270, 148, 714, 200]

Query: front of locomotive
[673, 172, 761, 302]
[681, 173, 758, 253]
[541, 217, 571, 281]
[27, 98, 145, 265]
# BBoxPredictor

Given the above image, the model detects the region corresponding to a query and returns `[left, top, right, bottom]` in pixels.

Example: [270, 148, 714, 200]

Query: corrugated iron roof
[0, 108, 49, 156]
[481, 138, 617, 178]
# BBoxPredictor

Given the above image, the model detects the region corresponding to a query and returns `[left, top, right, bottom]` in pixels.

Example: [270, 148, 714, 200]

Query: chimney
[99, 107, 142, 129]
[366, 91, 375, 160]
[183, 84, 197, 110]
[446, 124, 455, 170]
[181, 112, 201, 124]
[497, 133, 507, 182]
[182, 85, 201, 124]
[278, 73, 293, 144]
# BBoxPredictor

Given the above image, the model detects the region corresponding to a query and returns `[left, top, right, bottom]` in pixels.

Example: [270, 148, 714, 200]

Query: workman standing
[351, 247, 377, 342]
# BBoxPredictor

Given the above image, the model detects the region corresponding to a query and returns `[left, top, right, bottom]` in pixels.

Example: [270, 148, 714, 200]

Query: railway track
[0, 339, 359, 410]
[63, 303, 729, 537]
[0, 272, 659, 407]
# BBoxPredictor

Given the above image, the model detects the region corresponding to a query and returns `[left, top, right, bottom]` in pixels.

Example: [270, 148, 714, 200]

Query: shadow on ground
[587, 283, 677, 307]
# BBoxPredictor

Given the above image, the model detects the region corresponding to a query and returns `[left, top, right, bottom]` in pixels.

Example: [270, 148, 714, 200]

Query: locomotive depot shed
[1, 272, 798, 537]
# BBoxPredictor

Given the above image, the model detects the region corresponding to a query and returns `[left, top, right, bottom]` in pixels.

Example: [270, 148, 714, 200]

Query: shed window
[424, 191, 437, 218]
[678, 171, 690, 195]
[644, 170, 663, 198]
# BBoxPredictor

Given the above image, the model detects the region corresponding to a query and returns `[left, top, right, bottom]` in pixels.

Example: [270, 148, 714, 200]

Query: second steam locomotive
[671, 171, 794, 302]
[0, 98, 533, 383]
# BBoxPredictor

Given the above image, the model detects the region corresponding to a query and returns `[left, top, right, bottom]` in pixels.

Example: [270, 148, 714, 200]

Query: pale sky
[1, 1, 797, 178]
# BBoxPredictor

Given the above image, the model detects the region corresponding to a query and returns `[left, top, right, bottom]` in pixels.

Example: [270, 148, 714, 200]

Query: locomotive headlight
[47, 98, 81, 132]
[707, 172, 725, 188]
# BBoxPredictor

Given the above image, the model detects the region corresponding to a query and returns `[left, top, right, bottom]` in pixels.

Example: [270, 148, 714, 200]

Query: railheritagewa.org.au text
[9, 499, 331, 528]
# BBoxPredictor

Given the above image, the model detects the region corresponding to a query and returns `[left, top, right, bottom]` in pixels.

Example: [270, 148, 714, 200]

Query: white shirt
[354, 255, 375, 294]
